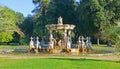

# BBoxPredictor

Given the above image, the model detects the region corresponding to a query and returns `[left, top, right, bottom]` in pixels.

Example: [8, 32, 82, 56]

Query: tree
[12, 12, 25, 43]
[21, 15, 34, 36]
[18, 15, 34, 44]
[77, 0, 107, 45]
[16, 12, 25, 25]
[76, 0, 120, 47]
[0, 6, 24, 43]
[32, 0, 51, 15]
[32, 0, 78, 42]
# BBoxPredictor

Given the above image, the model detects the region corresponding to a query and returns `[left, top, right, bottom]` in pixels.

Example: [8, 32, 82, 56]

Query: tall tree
[16, 12, 25, 25]
[77, 0, 108, 44]
[0, 6, 24, 42]
[32, 0, 78, 39]
[77, 0, 120, 45]
[12, 12, 25, 43]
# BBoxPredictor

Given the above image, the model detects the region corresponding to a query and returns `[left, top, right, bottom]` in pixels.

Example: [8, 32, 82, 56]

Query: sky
[0, 0, 35, 17]
[0, 0, 79, 17]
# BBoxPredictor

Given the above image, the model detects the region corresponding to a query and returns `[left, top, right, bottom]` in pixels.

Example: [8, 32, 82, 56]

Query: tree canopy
[0, 6, 24, 42]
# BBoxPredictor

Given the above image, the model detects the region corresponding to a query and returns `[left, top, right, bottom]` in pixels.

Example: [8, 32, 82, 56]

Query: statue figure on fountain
[78, 36, 81, 48]
[36, 36, 41, 49]
[66, 36, 71, 48]
[58, 16, 63, 25]
[86, 37, 92, 49]
[49, 39, 54, 48]
[40, 38, 45, 47]
[49, 33, 54, 48]
[30, 37, 34, 48]
[78, 36, 85, 48]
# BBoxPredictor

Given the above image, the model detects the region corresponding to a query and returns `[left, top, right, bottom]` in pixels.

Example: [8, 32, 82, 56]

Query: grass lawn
[0, 58, 120, 69]
[0, 45, 19, 49]
[0, 45, 120, 69]
[92, 44, 115, 51]
[0, 45, 29, 50]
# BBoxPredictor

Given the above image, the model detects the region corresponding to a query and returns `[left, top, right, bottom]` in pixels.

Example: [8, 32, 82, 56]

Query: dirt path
[0, 54, 120, 61]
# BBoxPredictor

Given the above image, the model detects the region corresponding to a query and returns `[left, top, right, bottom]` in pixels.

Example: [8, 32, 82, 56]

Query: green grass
[0, 45, 120, 69]
[92, 44, 116, 51]
[0, 45, 19, 49]
[0, 58, 119, 69]
[0, 45, 29, 50]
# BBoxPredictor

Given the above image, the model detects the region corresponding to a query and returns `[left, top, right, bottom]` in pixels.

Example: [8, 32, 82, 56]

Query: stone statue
[58, 16, 63, 25]
[81, 40, 85, 48]
[50, 33, 53, 39]
[78, 36, 82, 48]
[86, 37, 92, 48]
[66, 36, 71, 48]
[41, 38, 45, 47]
[58, 39, 62, 46]
[78, 36, 85, 48]
[36, 36, 40, 48]
[68, 30, 71, 37]
[49, 39, 54, 48]
[81, 36, 85, 47]
[30, 37, 35, 48]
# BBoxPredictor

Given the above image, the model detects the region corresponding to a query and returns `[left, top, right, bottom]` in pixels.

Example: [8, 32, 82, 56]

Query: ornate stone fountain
[29, 17, 92, 54]
[45, 16, 75, 53]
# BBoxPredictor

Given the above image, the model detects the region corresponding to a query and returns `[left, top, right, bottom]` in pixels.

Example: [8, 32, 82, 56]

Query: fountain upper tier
[45, 16, 75, 30]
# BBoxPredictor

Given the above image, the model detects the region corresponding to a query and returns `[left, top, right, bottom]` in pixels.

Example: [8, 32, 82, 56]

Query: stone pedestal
[71, 48, 79, 54]
[49, 49, 62, 53]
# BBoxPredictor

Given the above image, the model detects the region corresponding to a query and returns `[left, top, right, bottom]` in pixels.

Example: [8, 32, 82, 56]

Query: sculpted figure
[30, 37, 35, 48]
[58, 16, 63, 25]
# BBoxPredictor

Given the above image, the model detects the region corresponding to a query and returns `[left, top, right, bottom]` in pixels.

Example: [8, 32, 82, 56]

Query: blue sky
[0, 0, 79, 17]
[0, 0, 35, 17]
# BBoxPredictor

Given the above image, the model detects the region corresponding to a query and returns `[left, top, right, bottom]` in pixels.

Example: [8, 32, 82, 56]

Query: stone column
[68, 30, 72, 41]
[49, 30, 53, 40]
[68, 30, 71, 36]
[64, 29, 67, 39]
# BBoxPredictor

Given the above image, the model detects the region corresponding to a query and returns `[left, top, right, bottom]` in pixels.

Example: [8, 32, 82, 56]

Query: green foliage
[20, 15, 34, 37]
[19, 36, 29, 45]
[0, 32, 14, 42]
[0, 6, 24, 43]
[16, 12, 25, 25]
[0, 6, 16, 42]
[32, 0, 78, 42]
[0, 6, 16, 32]
[77, 0, 120, 43]
[32, 0, 51, 14]
[100, 25, 120, 51]
[77, 0, 107, 36]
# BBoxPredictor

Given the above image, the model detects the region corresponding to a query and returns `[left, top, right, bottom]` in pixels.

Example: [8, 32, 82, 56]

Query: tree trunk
[97, 38, 100, 46]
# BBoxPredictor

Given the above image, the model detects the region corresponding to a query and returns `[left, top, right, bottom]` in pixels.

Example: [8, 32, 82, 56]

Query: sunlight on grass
[0, 58, 119, 69]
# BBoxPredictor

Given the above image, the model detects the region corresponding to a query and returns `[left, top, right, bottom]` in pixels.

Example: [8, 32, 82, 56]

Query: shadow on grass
[47, 58, 120, 63]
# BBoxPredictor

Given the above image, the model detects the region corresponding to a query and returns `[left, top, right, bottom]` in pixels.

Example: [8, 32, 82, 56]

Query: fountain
[45, 16, 75, 53]
[29, 16, 92, 54]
